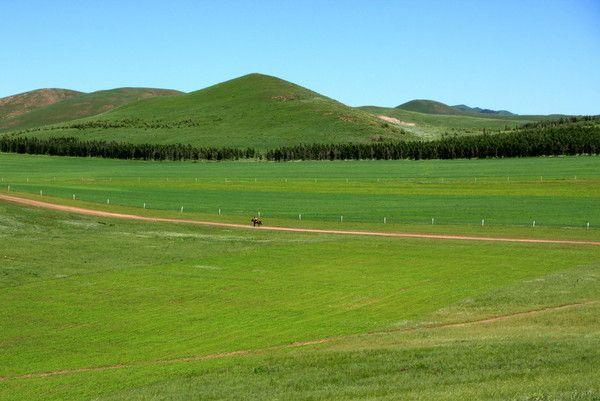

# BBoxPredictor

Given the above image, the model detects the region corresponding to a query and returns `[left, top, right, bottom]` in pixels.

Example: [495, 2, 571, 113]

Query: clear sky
[1, 0, 599, 115]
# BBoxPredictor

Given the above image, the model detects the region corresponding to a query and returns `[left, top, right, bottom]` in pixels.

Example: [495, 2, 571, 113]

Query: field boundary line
[1, 194, 599, 246]
[1, 300, 596, 382]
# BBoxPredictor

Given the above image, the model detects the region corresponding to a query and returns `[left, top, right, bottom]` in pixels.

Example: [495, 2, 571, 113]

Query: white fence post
[299, 214, 302, 220]
[481, 219, 485, 227]
[384, 217, 387, 224]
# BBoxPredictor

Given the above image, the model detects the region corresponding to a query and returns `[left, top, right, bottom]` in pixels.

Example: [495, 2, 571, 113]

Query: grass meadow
[0, 201, 598, 400]
[1, 153, 599, 230]
[0, 153, 599, 400]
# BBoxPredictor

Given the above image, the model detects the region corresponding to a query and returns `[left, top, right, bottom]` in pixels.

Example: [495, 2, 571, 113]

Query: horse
[251, 217, 262, 227]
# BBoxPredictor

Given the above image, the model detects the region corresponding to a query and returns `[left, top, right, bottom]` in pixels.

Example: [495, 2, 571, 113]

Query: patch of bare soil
[272, 94, 298, 101]
[376, 115, 416, 126]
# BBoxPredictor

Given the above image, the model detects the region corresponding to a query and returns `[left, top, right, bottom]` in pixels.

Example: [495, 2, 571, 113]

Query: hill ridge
[11, 73, 410, 148]
[0, 87, 183, 131]
[0, 88, 83, 120]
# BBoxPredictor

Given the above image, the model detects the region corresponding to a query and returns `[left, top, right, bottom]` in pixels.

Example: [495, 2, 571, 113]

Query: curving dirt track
[1, 194, 599, 246]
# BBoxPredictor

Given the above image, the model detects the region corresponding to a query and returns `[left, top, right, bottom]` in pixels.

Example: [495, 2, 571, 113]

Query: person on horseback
[251, 216, 262, 227]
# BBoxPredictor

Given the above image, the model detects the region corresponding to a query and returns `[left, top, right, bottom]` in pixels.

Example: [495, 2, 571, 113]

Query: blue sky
[1, 0, 598, 114]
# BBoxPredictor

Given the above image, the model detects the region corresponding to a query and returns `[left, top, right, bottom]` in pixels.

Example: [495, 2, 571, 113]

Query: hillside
[0, 87, 183, 131]
[12, 74, 412, 148]
[360, 105, 550, 139]
[0, 88, 82, 120]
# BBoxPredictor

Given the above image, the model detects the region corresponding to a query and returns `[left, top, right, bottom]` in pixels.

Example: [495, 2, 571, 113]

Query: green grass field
[1, 153, 599, 229]
[1, 153, 599, 400]
[0, 197, 598, 400]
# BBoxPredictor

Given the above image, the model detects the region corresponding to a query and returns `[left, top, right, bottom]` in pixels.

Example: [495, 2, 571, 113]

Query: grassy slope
[1, 153, 598, 230]
[0, 88, 183, 131]
[360, 105, 553, 138]
[0, 201, 598, 401]
[11, 74, 412, 148]
[0, 88, 82, 120]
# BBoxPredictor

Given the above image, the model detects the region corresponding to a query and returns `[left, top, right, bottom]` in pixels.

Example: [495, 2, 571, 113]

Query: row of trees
[21, 118, 202, 133]
[516, 115, 598, 130]
[265, 125, 600, 161]
[66, 118, 202, 130]
[1, 124, 598, 162]
[0, 136, 255, 161]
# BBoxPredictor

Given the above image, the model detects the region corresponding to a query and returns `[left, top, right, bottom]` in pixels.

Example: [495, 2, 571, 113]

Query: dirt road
[1, 194, 599, 246]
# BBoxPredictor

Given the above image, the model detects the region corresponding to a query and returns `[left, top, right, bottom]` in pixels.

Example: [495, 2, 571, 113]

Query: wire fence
[3, 178, 598, 230]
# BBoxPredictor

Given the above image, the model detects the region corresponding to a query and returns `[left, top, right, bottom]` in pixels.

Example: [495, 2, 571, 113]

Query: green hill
[0, 87, 183, 131]
[397, 99, 517, 117]
[12, 74, 412, 148]
[0, 88, 82, 120]
[396, 99, 464, 115]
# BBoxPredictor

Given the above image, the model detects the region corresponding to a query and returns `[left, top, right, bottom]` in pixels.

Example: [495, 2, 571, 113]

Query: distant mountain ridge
[397, 99, 515, 116]
[452, 104, 514, 116]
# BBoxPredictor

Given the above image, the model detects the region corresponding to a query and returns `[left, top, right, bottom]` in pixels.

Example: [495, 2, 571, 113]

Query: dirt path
[1, 194, 599, 246]
[1, 301, 595, 381]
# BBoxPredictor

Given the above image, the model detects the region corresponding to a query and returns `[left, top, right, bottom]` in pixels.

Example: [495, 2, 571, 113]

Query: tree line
[516, 115, 598, 130]
[21, 118, 202, 132]
[1, 123, 598, 162]
[265, 125, 600, 161]
[0, 136, 255, 161]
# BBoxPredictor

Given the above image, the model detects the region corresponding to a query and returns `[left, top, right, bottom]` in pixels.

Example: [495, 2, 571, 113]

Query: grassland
[1, 153, 598, 400]
[1, 153, 599, 230]
[0, 193, 599, 400]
